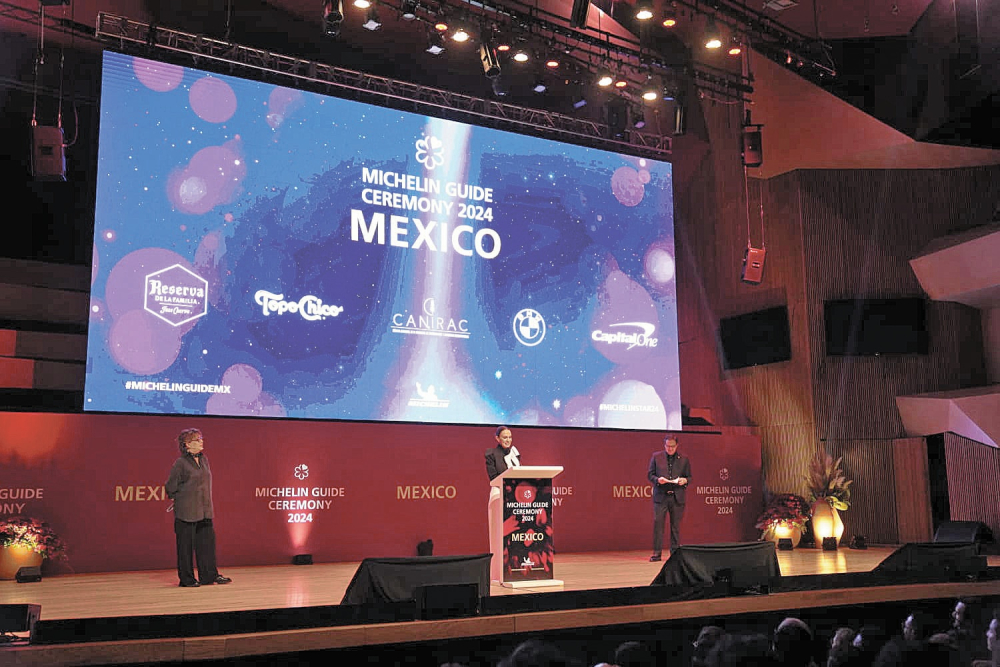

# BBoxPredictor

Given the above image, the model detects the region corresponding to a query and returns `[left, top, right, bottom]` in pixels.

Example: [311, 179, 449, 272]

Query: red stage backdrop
[0, 413, 762, 574]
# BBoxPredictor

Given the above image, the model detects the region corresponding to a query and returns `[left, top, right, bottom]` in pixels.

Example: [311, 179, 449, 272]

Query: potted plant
[806, 450, 852, 546]
[0, 516, 68, 579]
[754, 493, 812, 547]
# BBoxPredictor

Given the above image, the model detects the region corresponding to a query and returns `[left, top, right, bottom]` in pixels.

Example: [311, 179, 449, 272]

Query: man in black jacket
[647, 434, 691, 562]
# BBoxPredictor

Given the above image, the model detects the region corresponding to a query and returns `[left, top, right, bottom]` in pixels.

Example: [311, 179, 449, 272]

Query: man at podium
[486, 426, 520, 580]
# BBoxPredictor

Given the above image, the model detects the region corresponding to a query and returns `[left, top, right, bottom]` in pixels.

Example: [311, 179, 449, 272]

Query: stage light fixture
[480, 42, 501, 78]
[641, 77, 660, 101]
[613, 72, 628, 88]
[426, 31, 446, 55]
[533, 78, 547, 93]
[597, 68, 613, 87]
[728, 37, 742, 56]
[322, 0, 344, 35]
[545, 58, 560, 69]
[704, 17, 722, 49]
[451, 23, 470, 42]
[362, 5, 382, 30]
[292, 554, 313, 565]
[496, 40, 511, 52]
[513, 48, 529, 62]
[400, 0, 419, 19]
[491, 76, 508, 97]
[353, 0, 370, 8]
[635, 0, 653, 20]
[822, 536, 838, 551]
[777, 538, 794, 551]
[433, 18, 448, 31]
[662, 6, 677, 27]
[850, 535, 868, 550]
[633, 108, 646, 129]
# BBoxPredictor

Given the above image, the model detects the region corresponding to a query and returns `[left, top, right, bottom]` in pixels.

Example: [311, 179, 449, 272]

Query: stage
[3, 548, 1000, 666]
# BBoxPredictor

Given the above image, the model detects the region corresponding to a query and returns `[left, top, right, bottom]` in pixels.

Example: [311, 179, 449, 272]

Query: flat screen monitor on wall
[84, 51, 681, 430]
[824, 298, 928, 356]
[718, 306, 792, 370]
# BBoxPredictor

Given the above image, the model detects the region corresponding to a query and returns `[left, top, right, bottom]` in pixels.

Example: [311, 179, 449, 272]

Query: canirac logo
[144, 264, 208, 327]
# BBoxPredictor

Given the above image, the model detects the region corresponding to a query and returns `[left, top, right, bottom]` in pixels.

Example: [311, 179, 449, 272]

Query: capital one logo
[415, 135, 445, 170]
[591, 322, 659, 350]
[144, 264, 208, 326]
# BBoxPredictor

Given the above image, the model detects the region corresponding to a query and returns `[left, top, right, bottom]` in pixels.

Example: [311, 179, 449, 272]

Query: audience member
[693, 626, 727, 667]
[708, 633, 779, 667]
[772, 617, 816, 667]
[613, 641, 655, 667]
[826, 627, 858, 667]
[901, 610, 934, 643]
[500, 640, 581, 667]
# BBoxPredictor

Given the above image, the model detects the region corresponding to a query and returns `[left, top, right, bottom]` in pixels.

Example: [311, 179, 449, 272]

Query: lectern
[490, 465, 564, 588]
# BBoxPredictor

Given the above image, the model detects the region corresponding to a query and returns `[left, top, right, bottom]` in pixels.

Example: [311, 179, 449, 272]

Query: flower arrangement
[806, 451, 852, 511]
[0, 516, 68, 560]
[754, 493, 812, 532]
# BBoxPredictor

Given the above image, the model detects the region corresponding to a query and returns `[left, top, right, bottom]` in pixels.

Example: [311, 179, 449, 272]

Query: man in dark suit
[647, 434, 691, 561]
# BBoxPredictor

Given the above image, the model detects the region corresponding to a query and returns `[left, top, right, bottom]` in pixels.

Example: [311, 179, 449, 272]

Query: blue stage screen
[84, 51, 681, 430]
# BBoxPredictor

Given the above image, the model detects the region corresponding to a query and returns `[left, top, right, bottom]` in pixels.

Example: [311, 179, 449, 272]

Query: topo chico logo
[255, 290, 344, 321]
[145, 264, 209, 326]
[591, 322, 659, 350]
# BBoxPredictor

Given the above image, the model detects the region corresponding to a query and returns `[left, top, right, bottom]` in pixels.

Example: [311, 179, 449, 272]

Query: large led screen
[85, 51, 681, 429]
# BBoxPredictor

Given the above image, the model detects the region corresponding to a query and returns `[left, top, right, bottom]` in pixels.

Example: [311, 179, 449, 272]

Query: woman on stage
[485, 425, 520, 582]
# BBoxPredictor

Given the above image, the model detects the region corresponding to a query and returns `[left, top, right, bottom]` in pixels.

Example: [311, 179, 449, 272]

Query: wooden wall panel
[826, 439, 903, 545]
[943, 432, 1000, 539]
[891, 437, 935, 544]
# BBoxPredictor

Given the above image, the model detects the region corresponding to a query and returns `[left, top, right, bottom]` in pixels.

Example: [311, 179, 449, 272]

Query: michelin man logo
[415, 135, 445, 170]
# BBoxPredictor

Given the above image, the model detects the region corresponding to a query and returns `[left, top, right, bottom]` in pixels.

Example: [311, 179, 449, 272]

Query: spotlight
[728, 37, 742, 56]
[635, 0, 653, 20]
[597, 68, 613, 87]
[642, 78, 660, 101]
[362, 5, 382, 30]
[433, 18, 448, 31]
[822, 536, 838, 551]
[322, 0, 344, 35]
[353, 0, 370, 7]
[704, 17, 722, 49]
[614, 73, 628, 88]
[400, 0, 419, 19]
[426, 31, 446, 55]
[452, 23, 470, 42]
[292, 554, 313, 565]
[496, 40, 511, 52]
[633, 108, 646, 129]
[545, 58, 560, 68]
[491, 76, 508, 97]
[662, 6, 677, 27]
[777, 538, 794, 551]
[480, 42, 501, 78]
[533, 78, 547, 93]
[513, 48, 529, 62]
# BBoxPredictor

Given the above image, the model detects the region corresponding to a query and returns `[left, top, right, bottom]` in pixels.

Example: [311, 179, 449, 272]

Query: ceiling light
[353, 0, 370, 7]
[635, 0, 653, 21]
[400, 0, 419, 19]
[496, 41, 511, 52]
[322, 0, 344, 35]
[704, 17, 722, 49]
[728, 36, 742, 56]
[633, 109, 646, 129]
[362, 6, 381, 30]
[662, 6, 677, 27]
[533, 79, 547, 93]
[597, 68, 613, 87]
[433, 19, 448, 31]
[513, 49, 529, 62]
[614, 73, 628, 89]
[641, 76, 660, 101]
[426, 31, 446, 55]
[546, 58, 559, 68]
[452, 24, 470, 42]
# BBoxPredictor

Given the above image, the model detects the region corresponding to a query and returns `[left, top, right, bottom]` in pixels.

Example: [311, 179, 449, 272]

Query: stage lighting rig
[323, 0, 344, 36]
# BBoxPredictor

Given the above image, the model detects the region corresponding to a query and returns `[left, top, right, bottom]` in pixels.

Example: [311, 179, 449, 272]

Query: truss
[95, 13, 672, 159]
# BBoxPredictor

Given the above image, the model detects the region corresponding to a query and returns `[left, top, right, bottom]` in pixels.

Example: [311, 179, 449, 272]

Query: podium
[489, 465, 564, 588]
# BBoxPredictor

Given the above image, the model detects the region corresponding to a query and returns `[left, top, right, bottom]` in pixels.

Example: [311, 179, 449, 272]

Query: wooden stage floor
[3, 548, 1000, 666]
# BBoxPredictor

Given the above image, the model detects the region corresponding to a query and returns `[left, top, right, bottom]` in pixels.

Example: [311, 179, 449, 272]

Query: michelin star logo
[415, 135, 445, 170]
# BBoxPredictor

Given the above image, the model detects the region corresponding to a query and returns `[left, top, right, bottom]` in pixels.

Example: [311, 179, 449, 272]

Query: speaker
[741, 246, 766, 284]
[569, 0, 590, 28]
[873, 542, 987, 579]
[292, 554, 313, 565]
[651, 542, 780, 592]
[0, 604, 41, 633]
[30, 125, 67, 181]
[341, 554, 491, 605]
[16, 566, 42, 583]
[742, 126, 763, 167]
[415, 582, 480, 620]
[934, 521, 993, 545]
[607, 100, 628, 139]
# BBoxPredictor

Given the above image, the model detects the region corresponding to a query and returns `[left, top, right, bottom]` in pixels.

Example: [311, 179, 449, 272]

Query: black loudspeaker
[415, 582, 480, 620]
[0, 604, 41, 633]
[292, 554, 313, 565]
[569, 0, 590, 28]
[341, 554, 491, 605]
[777, 538, 794, 551]
[30, 125, 66, 181]
[873, 542, 987, 579]
[742, 125, 763, 167]
[651, 542, 780, 592]
[741, 246, 766, 284]
[934, 521, 993, 546]
[16, 566, 42, 583]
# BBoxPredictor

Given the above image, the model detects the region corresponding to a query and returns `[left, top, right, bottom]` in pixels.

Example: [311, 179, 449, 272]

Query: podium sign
[491, 466, 563, 588]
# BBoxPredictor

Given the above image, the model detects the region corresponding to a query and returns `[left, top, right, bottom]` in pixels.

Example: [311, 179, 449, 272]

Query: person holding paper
[485, 425, 520, 580]
[648, 434, 691, 562]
